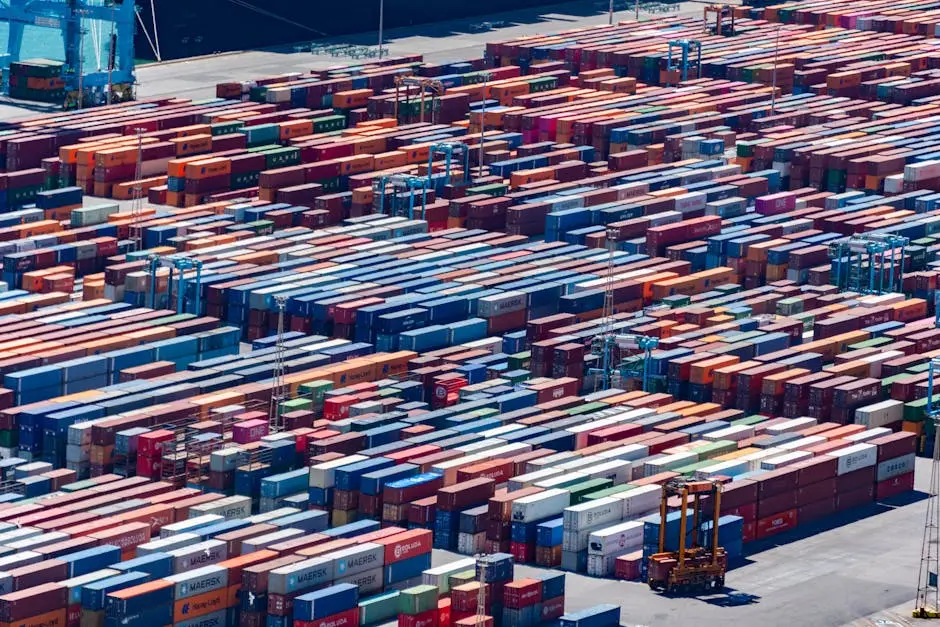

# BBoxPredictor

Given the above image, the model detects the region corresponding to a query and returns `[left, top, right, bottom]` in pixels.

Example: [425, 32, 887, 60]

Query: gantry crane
[648, 479, 727, 595]
[268, 295, 288, 433]
[394, 76, 444, 123]
[428, 142, 471, 188]
[667, 40, 702, 83]
[147, 255, 203, 314]
[915, 357, 940, 618]
[0, 0, 136, 106]
[828, 233, 909, 295]
[704, 5, 735, 36]
[372, 173, 430, 219]
[588, 226, 660, 391]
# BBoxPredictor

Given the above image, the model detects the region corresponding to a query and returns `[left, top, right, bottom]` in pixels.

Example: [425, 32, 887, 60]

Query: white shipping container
[554, 456, 608, 474]
[0, 528, 41, 545]
[778, 436, 827, 451]
[831, 443, 878, 475]
[167, 540, 227, 573]
[859, 350, 904, 379]
[309, 455, 368, 489]
[855, 400, 904, 429]
[765, 417, 817, 435]
[326, 542, 384, 578]
[248, 508, 301, 524]
[188, 495, 252, 521]
[534, 472, 588, 491]
[562, 529, 594, 552]
[587, 521, 644, 556]
[509, 468, 564, 491]
[596, 443, 650, 463]
[905, 160, 940, 182]
[703, 425, 755, 442]
[477, 291, 527, 317]
[511, 489, 571, 523]
[165, 565, 228, 599]
[240, 528, 305, 554]
[760, 451, 813, 470]
[268, 557, 334, 595]
[210, 448, 242, 473]
[615, 484, 662, 519]
[695, 459, 750, 479]
[160, 515, 225, 539]
[845, 428, 893, 444]
[644, 451, 697, 476]
[6, 532, 68, 552]
[586, 554, 621, 578]
[584, 460, 632, 484]
[876, 453, 915, 482]
[740, 447, 788, 472]
[525, 452, 578, 472]
[336, 567, 384, 596]
[136, 533, 201, 557]
[422, 558, 476, 594]
[457, 531, 487, 555]
[563, 497, 624, 532]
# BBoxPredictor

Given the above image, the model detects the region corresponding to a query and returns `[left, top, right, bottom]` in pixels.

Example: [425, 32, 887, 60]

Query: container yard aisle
[0, 0, 705, 121]
[398, 457, 927, 627]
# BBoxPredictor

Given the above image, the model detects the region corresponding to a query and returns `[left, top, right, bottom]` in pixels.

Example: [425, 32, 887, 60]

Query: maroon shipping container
[796, 478, 837, 507]
[835, 466, 876, 493]
[437, 478, 496, 512]
[836, 485, 875, 511]
[798, 497, 837, 524]
[503, 579, 542, 609]
[376, 529, 432, 565]
[718, 479, 758, 510]
[0, 582, 67, 622]
[755, 467, 800, 498]
[876, 472, 915, 500]
[868, 431, 917, 461]
[407, 497, 437, 527]
[383, 475, 444, 506]
[757, 492, 797, 518]
[243, 555, 306, 594]
[8, 559, 67, 591]
[791, 455, 837, 487]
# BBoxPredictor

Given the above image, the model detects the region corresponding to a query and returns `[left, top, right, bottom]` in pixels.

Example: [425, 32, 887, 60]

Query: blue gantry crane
[147, 255, 204, 314]
[828, 233, 909, 295]
[0, 0, 136, 107]
[667, 39, 702, 83]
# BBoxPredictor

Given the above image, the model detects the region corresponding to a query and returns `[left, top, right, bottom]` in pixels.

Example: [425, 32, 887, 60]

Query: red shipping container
[438, 597, 451, 627]
[399, 608, 439, 627]
[756, 509, 798, 539]
[742, 520, 756, 543]
[437, 478, 496, 511]
[718, 479, 758, 510]
[377, 529, 432, 564]
[137, 430, 175, 457]
[615, 551, 643, 580]
[721, 503, 757, 523]
[541, 596, 565, 621]
[876, 471, 915, 500]
[503, 579, 542, 609]
[451, 583, 489, 613]
[869, 431, 917, 462]
[791, 456, 837, 487]
[294, 607, 359, 627]
[510, 541, 534, 563]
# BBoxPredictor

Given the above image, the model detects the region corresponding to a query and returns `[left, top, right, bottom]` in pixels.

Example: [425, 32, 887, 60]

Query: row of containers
[0, 466, 616, 627]
[0, 211, 939, 458]
[9, 14, 940, 218]
[0, 302, 917, 574]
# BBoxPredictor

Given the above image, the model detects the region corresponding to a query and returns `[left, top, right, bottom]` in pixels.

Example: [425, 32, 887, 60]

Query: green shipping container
[398, 585, 438, 615]
[568, 478, 614, 504]
[299, 379, 333, 409]
[581, 484, 636, 501]
[566, 402, 608, 416]
[359, 591, 400, 626]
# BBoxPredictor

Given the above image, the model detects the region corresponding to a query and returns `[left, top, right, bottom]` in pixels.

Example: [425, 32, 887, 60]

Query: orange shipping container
[173, 589, 227, 622]
[184, 157, 232, 180]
